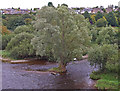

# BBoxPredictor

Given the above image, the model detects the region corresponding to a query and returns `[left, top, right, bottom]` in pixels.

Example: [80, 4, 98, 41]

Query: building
[92, 8, 103, 13]
[106, 8, 113, 13]
[2, 8, 34, 14]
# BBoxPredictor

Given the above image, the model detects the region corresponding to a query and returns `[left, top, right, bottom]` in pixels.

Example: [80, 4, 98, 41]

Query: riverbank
[90, 70, 119, 90]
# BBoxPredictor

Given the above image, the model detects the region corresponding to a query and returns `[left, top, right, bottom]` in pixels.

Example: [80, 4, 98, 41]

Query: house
[106, 8, 113, 13]
[2, 8, 32, 14]
[114, 8, 120, 12]
[92, 8, 103, 13]
[81, 8, 93, 14]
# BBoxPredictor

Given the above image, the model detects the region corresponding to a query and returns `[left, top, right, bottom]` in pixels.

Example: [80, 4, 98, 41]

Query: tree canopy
[7, 16, 25, 31]
[96, 18, 107, 27]
[105, 12, 119, 27]
[95, 11, 103, 21]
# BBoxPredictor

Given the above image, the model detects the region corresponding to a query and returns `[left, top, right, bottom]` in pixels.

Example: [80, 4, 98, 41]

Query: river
[2, 59, 98, 89]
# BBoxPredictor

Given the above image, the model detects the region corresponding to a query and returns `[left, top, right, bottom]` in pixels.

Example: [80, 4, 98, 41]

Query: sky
[0, 0, 120, 9]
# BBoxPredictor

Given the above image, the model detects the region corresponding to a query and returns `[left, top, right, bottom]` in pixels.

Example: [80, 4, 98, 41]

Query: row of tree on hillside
[83, 11, 120, 27]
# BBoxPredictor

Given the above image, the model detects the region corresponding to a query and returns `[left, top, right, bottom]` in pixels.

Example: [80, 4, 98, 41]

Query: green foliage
[32, 6, 91, 64]
[0, 50, 11, 58]
[0, 50, 2, 56]
[48, 67, 62, 72]
[61, 3, 68, 7]
[90, 71, 119, 89]
[6, 33, 35, 59]
[48, 2, 54, 7]
[95, 11, 103, 21]
[88, 44, 118, 71]
[106, 52, 119, 72]
[14, 25, 33, 34]
[1, 34, 15, 50]
[2, 15, 6, 19]
[7, 16, 25, 31]
[91, 26, 99, 42]
[22, 14, 31, 19]
[83, 11, 90, 19]
[90, 73, 101, 80]
[2, 19, 7, 26]
[0, 35, 2, 50]
[96, 79, 118, 89]
[96, 18, 107, 27]
[96, 27, 118, 45]
[105, 12, 119, 27]
[83, 11, 93, 24]
[24, 18, 32, 25]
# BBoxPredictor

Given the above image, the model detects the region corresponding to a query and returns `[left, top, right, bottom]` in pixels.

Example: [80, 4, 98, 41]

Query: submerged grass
[90, 70, 119, 89]
[48, 67, 62, 73]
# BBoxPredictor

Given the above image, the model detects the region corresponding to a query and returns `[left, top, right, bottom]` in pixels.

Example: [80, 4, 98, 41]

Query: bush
[96, 27, 118, 45]
[96, 18, 107, 27]
[7, 16, 25, 31]
[14, 25, 33, 34]
[0, 50, 11, 58]
[90, 73, 101, 80]
[106, 53, 119, 72]
[6, 32, 35, 59]
[88, 44, 118, 71]
[1, 34, 15, 50]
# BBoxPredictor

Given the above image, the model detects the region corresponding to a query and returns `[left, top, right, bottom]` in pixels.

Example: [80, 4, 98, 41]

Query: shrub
[106, 53, 119, 72]
[88, 44, 118, 71]
[96, 27, 118, 45]
[14, 25, 33, 34]
[96, 18, 107, 27]
[90, 73, 101, 80]
[7, 16, 25, 31]
[1, 34, 15, 50]
[6, 32, 35, 59]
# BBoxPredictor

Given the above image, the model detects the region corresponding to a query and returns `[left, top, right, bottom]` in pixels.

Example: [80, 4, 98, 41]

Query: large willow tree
[31, 6, 91, 72]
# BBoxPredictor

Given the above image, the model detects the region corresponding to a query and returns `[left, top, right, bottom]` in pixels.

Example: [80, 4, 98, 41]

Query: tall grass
[0, 50, 10, 58]
[90, 70, 119, 89]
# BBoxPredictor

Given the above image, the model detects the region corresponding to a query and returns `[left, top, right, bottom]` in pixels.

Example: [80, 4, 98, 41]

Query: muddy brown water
[2, 59, 98, 89]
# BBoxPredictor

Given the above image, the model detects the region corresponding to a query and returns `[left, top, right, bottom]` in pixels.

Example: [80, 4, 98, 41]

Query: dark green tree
[83, 11, 93, 24]
[96, 27, 118, 45]
[2, 15, 6, 19]
[105, 12, 119, 26]
[48, 2, 54, 7]
[61, 3, 68, 7]
[96, 18, 107, 27]
[95, 11, 103, 21]
[83, 11, 90, 19]
[7, 16, 25, 31]
[22, 14, 31, 19]
[88, 44, 118, 71]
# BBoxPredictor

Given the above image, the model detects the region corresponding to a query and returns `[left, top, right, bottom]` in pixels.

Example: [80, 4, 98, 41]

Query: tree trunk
[59, 61, 67, 73]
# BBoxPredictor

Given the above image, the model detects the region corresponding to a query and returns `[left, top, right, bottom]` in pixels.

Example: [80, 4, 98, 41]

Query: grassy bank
[0, 50, 10, 57]
[0, 50, 15, 61]
[90, 70, 119, 89]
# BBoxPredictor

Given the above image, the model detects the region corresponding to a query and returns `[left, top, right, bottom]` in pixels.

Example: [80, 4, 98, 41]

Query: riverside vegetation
[0, 3, 119, 89]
